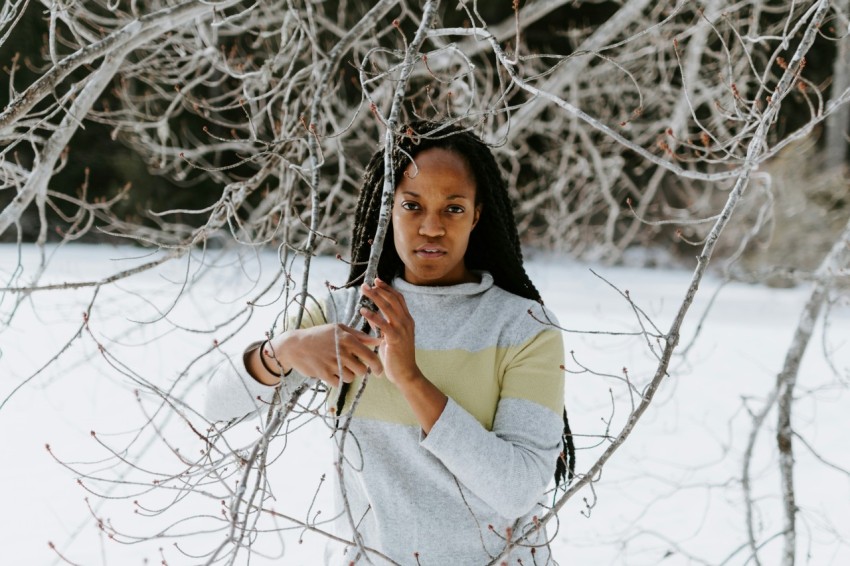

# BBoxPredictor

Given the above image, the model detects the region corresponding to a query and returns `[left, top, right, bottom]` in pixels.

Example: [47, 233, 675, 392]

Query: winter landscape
[2, 243, 849, 565]
[2, 0, 850, 564]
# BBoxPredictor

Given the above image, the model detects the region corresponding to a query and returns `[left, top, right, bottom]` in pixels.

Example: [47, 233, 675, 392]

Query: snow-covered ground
[1, 243, 848, 565]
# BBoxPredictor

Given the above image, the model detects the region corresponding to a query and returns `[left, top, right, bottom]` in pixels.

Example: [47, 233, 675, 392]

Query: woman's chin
[403, 265, 473, 286]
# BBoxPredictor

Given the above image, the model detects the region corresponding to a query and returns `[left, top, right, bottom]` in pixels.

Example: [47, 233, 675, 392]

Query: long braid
[337, 121, 575, 488]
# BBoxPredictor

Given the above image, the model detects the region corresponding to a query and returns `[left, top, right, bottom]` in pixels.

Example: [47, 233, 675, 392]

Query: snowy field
[1, 243, 848, 565]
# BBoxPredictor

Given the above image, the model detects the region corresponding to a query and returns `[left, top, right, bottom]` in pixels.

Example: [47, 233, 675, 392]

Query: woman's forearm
[244, 324, 383, 388]
[393, 370, 448, 435]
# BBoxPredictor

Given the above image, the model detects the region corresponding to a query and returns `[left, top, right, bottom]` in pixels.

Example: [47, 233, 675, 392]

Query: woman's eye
[447, 205, 465, 214]
[401, 201, 420, 211]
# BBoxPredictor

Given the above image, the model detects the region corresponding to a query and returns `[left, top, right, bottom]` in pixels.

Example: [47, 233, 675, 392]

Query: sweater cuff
[203, 353, 280, 423]
[203, 352, 312, 424]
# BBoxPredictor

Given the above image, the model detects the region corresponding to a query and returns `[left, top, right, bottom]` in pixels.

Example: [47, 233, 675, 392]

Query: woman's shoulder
[482, 281, 559, 320]
[480, 283, 561, 344]
[276, 286, 358, 330]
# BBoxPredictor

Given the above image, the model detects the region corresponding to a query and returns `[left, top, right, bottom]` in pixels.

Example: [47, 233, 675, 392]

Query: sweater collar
[392, 271, 494, 296]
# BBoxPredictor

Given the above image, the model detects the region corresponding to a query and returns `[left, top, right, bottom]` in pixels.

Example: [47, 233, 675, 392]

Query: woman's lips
[414, 247, 446, 259]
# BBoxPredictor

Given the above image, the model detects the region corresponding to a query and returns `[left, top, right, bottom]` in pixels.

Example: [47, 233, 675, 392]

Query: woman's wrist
[244, 334, 293, 386]
[388, 365, 424, 388]
[258, 338, 283, 377]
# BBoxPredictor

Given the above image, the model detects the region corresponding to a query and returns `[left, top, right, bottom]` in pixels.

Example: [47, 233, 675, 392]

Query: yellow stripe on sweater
[340, 330, 564, 429]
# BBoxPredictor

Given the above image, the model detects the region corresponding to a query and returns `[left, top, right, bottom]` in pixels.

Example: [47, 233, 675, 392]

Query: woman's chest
[344, 344, 507, 431]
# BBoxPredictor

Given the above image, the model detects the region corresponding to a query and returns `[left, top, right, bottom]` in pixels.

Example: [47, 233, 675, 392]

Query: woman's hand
[358, 278, 419, 385]
[359, 278, 448, 434]
[252, 323, 383, 388]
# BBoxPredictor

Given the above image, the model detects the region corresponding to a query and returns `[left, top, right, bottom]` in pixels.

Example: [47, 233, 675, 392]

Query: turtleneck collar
[392, 271, 494, 296]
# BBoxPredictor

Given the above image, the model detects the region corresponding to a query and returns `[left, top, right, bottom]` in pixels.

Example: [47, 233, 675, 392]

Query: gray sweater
[205, 272, 565, 565]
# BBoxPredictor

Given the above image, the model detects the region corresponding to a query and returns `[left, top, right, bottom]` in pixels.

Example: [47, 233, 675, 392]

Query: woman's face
[392, 148, 481, 286]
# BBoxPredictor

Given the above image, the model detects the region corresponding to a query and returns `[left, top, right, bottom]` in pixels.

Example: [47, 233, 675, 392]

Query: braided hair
[339, 120, 575, 488]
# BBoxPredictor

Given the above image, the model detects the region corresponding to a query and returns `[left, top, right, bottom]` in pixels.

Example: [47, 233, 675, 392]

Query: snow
[1, 243, 848, 565]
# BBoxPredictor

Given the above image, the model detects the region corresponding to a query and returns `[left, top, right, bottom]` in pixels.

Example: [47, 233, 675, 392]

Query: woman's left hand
[359, 278, 420, 386]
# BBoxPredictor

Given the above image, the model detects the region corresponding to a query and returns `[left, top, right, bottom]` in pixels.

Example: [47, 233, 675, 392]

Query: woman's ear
[472, 204, 482, 229]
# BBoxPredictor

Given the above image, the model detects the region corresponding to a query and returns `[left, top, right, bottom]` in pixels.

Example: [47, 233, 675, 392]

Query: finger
[351, 335, 383, 369]
[360, 307, 398, 348]
[342, 356, 368, 378]
[374, 277, 404, 300]
[340, 325, 384, 373]
[339, 325, 381, 347]
[356, 347, 384, 376]
[318, 373, 340, 388]
[361, 284, 401, 322]
[371, 279, 409, 315]
[374, 277, 398, 293]
[339, 368, 357, 384]
[359, 305, 387, 331]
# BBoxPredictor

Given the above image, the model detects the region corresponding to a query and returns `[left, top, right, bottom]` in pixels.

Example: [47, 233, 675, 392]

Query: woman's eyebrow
[399, 190, 470, 200]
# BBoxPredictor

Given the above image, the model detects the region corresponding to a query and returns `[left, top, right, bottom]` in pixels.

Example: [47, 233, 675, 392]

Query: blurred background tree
[3, 0, 844, 270]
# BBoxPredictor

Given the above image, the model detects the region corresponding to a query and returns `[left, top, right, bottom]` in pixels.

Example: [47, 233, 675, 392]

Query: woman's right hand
[249, 324, 383, 388]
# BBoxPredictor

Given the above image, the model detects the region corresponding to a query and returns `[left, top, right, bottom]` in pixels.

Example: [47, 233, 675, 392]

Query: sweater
[204, 272, 566, 565]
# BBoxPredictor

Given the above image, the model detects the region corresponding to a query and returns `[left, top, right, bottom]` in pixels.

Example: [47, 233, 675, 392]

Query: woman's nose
[419, 213, 445, 237]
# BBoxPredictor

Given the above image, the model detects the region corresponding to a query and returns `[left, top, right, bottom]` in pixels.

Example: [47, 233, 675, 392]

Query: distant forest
[1, 1, 848, 268]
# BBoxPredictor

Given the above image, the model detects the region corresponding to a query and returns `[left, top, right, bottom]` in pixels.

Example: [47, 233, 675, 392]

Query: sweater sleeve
[202, 296, 334, 424]
[419, 322, 565, 519]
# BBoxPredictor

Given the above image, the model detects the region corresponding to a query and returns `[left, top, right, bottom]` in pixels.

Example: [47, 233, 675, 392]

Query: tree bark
[825, 1, 850, 169]
[776, 210, 850, 566]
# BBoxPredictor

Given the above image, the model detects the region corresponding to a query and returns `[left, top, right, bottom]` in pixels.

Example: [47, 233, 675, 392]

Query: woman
[205, 121, 573, 565]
